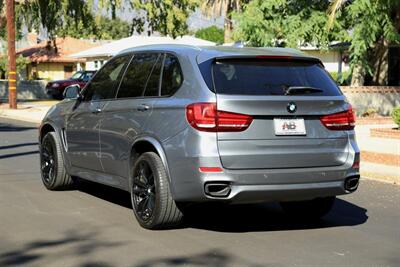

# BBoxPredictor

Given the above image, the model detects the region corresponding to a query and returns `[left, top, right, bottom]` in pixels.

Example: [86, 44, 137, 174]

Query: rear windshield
[211, 59, 341, 96]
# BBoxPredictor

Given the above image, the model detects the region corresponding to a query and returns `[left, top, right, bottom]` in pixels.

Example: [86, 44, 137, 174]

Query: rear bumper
[171, 165, 360, 204]
[163, 128, 360, 204]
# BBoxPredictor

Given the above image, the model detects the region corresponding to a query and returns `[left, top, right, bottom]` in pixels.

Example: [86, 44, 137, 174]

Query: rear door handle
[137, 104, 149, 112]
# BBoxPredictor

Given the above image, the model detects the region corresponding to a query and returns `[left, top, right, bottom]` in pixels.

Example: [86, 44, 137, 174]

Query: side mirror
[63, 84, 80, 100]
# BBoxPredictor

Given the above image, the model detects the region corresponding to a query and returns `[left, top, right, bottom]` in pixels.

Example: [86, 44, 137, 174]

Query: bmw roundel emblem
[287, 102, 297, 113]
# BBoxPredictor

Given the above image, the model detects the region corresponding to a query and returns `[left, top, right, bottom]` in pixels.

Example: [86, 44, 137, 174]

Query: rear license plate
[274, 118, 306, 136]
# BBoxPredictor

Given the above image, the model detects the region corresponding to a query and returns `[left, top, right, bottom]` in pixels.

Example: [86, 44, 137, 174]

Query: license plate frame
[274, 118, 306, 136]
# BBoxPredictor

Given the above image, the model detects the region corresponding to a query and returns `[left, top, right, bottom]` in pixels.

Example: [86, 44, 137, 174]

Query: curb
[362, 172, 400, 185]
[0, 113, 42, 124]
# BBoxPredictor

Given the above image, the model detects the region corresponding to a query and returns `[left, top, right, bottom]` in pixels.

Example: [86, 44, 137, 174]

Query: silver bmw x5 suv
[39, 45, 360, 229]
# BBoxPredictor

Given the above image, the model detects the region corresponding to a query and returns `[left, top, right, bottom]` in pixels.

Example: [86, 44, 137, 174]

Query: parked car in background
[39, 45, 360, 230]
[46, 70, 96, 99]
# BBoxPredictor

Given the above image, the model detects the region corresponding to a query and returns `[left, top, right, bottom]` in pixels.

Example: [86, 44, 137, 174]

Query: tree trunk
[224, 17, 233, 43]
[370, 38, 388, 85]
[351, 65, 365, 86]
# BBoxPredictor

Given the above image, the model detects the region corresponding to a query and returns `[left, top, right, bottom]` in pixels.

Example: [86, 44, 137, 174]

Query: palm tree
[327, 0, 349, 30]
[201, 0, 247, 43]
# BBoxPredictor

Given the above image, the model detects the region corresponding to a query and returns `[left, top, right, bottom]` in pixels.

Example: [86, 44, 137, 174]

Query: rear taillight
[186, 102, 253, 132]
[320, 106, 355, 130]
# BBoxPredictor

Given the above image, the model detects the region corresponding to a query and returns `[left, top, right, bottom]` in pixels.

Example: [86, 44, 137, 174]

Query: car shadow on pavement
[75, 179, 368, 233]
[0, 123, 37, 132]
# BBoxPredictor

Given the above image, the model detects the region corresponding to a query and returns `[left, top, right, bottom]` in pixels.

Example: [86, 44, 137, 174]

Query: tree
[97, 0, 122, 20]
[130, 0, 198, 38]
[201, 0, 249, 43]
[233, 0, 400, 86]
[233, 0, 348, 48]
[195, 25, 224, 44]
[327, 0, 400, 85]
[58, 15, 131, 40]
[0, 54, 30, 79]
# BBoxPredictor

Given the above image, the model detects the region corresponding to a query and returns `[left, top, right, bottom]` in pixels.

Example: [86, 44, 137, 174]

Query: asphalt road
[0, 118, 399, 267]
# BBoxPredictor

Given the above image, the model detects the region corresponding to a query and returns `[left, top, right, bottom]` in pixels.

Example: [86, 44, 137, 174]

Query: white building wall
[302, 50, 350, 73]
[85, 59, 107, 71]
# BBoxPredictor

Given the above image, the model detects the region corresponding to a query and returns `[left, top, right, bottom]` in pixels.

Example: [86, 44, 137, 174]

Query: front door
[65, 54, 132, 171]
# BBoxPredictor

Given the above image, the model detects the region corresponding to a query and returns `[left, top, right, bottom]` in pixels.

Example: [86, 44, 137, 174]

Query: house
[71, 35, 216, 70]
[17, 37, 100, 80]
[300, 42, 350, 76]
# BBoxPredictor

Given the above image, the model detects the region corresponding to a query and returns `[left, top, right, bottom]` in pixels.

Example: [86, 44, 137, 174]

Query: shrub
[195, 26, 224, 45]
[328, 70, 351, 86]
[361, 108, 378, 117]
[392, 106, 400, 128]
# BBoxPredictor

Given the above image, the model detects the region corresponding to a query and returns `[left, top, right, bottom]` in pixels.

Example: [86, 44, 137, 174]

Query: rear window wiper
[284, 86, 324, 95]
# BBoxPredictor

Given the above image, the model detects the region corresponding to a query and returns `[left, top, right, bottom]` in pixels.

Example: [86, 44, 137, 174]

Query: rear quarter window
[209, 58, 342, 96]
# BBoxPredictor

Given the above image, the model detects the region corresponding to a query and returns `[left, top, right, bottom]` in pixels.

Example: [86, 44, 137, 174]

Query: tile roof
[17, 37, 99, 63]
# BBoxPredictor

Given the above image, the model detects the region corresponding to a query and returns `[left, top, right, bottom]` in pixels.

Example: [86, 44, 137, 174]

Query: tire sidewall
[130, 153, 163, 228]
[40, 133, 59, 189]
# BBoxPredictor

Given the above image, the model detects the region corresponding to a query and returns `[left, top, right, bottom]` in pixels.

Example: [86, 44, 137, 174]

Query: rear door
[212, 57, 350, 169]
[99, 53, 162, 178]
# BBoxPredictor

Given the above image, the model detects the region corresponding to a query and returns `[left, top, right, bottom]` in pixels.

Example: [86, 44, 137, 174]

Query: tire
[130, 152, 183, 229]
[40, 132, 74, 190]
[280, 196, 336, 220]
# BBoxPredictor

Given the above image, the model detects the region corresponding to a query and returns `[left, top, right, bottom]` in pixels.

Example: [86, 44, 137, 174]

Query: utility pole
[6, 0, 17, 109]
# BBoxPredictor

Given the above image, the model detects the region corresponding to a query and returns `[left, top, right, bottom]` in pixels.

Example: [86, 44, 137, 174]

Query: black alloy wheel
[132, 161, 156, 222]
[41, 136, 57, 186]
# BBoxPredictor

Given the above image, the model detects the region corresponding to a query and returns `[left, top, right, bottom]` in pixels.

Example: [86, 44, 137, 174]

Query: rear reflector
[199, 167, 223, 173]
[320, 106, 355, 131]
[352, 161, 360, 169]
[186, 102, 253, 132]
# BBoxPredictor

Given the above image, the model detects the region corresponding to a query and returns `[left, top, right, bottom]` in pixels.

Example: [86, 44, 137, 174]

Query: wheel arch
[39, 122, 57, 143]
[130, 137, 172, 187]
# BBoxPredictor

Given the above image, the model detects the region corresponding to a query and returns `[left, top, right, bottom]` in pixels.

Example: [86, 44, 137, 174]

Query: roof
[70, 35, 216, 59]
[17, 37, 100, 63]
[299, 41, 351, 51]
[117, 44, 318, 63]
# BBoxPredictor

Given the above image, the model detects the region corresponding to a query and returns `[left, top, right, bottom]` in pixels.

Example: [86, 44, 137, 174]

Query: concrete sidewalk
[0, 100, 398, 183]
[0, 100, 57, 123]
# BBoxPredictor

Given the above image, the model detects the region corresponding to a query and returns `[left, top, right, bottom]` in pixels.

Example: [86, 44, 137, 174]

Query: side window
[144, 55, 163, 97]
[117, 53, 159, 99]
[161, 54, 183, 96]
[83, 55, 130, 101]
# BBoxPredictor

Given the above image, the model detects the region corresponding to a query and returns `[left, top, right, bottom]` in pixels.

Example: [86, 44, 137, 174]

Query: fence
[341, 86, 400, 116]
[0, 80, 48, 100]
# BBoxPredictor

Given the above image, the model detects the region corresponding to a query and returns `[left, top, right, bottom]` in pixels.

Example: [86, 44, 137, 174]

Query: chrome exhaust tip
[345, 176, 360, 192]
[204, 183, 231, 197]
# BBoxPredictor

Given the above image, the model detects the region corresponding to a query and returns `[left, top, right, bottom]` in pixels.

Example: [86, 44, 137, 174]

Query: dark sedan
[46, 70, 96, 99]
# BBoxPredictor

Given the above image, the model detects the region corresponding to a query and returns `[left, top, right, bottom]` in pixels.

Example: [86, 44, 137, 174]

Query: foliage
[232, 0, 349, 48]
[361, 108, 378, 118]
[329, 70, 351, 85]
[392, 106, 400, 127]
[200, 0, 249, 42]
[130, 0, 199, 38]
[18, 0, 95, 40]
[345, 0, 400, 76]
[96, 0, 122, 19]
[58, 16, 131, 40]
[0, 54, 30, 79]
[195, 26, 224, 44]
